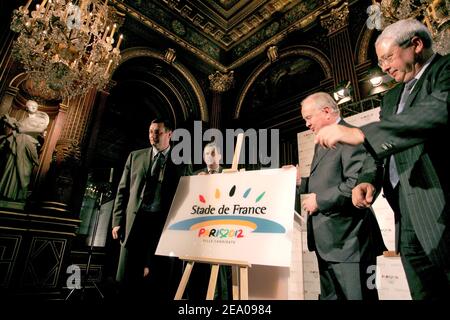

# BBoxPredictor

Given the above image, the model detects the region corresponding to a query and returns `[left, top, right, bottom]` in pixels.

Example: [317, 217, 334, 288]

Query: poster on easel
[155, 167, 297, 267]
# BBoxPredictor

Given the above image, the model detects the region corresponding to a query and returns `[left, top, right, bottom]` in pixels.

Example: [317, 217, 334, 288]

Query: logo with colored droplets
[168, 185, 285, 239]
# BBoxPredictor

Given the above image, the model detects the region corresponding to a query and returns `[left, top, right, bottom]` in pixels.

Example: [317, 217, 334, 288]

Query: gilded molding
[111, 0, 227, 73]
[111, 0, 341, 71]
[54, 139, 82, 164]
[355, 26, 375, 65]
[209, 71, 235, 93]
[164, 48, 177, 64]
[320, 1, 349, 35]
[228, 0, 341, 70]
[160, 0, 293, 48]
[120, 47, 208, 122]
[234, 45, 333, 119]
[267, 46, 279, 63]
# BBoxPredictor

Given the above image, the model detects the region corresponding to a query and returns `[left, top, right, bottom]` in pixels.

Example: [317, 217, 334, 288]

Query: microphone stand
[65, 183, 108, 301]
[81, 188, 105, 300]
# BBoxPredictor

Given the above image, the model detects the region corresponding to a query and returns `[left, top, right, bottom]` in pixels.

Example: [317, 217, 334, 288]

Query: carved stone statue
[0, 114, 39, 201]
[18, 100, 50, 139]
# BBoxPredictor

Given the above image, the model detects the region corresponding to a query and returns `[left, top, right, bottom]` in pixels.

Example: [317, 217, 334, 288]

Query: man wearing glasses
[314, 18, 450, 299]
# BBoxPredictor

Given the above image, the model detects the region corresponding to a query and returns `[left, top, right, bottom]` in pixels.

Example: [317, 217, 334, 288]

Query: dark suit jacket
[112, 147, 191, 281]
[112, 147, 191, 246]
[358, 54, 450, 269]
[299, 120, 385, 263]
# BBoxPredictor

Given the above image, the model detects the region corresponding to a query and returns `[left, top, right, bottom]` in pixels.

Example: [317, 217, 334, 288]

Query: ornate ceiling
[111, 0, 342, 71]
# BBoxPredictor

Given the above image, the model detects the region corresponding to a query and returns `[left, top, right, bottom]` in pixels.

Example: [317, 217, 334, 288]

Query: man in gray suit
[298, 92, 385, 300]
[314, 19, 450, 299]
[112, 118, 191, 300]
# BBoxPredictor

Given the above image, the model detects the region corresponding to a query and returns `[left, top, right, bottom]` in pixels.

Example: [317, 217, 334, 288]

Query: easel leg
[206, 264, 219, 300]
[232, 265, 240, 300]
[239, 266, 248, 300]
[175, 261, 195, 300]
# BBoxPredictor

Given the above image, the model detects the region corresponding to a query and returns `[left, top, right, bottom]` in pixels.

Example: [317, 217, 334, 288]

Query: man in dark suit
[111, 118, 191, 300]
[314, 19, 450, 299]
[298, 92, 385, 300]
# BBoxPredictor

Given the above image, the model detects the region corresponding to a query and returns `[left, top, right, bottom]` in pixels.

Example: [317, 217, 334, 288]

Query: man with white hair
[298, 92, 385, 300]
[314, 19, 450, 299]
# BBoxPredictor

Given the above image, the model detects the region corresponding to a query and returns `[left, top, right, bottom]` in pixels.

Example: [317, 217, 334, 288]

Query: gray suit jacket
[299, 120, 385, 263]
[358, 54, 450, 269]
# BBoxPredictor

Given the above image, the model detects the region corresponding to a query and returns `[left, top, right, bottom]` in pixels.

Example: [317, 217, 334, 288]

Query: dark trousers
[316, 255, 379, 300]
[120, 211, 182, 301]
[384, 184, 450, 300]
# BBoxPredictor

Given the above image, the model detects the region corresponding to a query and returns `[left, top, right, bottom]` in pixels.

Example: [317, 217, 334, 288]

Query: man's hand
[314, 124, 365, 149]
[352, 183, 376, 208]
[143, 267, 150, 278]
[302, 193, 318, 214]
[112, 226, 121, 240]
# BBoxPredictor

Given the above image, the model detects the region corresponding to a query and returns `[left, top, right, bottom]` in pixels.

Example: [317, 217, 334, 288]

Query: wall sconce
[333, 81, 352, 105]
[367, 67, 393, 95]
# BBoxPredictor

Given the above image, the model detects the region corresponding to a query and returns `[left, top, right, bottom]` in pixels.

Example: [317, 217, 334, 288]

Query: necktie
[389, 78, 418, 188]
[208, 169, 216, 174]
[141, 152, 165, 212]
[151, 152, 164, 177]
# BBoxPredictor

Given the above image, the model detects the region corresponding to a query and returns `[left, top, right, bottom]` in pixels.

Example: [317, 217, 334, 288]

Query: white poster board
[156, 167, 297, 267]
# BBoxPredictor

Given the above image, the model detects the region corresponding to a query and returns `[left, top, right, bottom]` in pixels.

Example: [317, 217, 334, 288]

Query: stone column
[84, 81, 115, 166]
[321, 1, 361, 101]
[208, 71, 234, 130]
[41, 88, 99, 212]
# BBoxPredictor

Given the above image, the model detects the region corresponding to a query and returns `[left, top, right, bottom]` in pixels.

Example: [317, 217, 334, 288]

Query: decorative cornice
[120, 47, 208, 121]
[228, 1, 339, 70]
[355, 26, 375, 65]
[164, 48, 177, 64]
[234, 45, 333, 119]
[209, 71, 235, 93]
[111, 0, 341, 71]
[320, 1, 349, 35]
[111, 0, 228, 72]
[55, 139, 82, 164]
[267, 46, 279, 63]
[160, 0, 294, 48]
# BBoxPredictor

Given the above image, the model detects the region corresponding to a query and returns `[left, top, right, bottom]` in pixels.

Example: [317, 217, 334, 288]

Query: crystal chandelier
[10, 0, 123, 100]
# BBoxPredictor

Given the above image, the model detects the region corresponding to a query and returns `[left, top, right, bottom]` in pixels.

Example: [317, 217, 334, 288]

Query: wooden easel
[174, 134, 250, 300]
[174, 256, 251, 300]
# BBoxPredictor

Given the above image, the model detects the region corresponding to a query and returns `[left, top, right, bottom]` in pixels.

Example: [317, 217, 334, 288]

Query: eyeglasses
[377, 38, 412, 68]
[377, 52, 395, 68]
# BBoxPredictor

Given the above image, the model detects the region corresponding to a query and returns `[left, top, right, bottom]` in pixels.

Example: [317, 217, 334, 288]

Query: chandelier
[10, 0, 123, 100]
